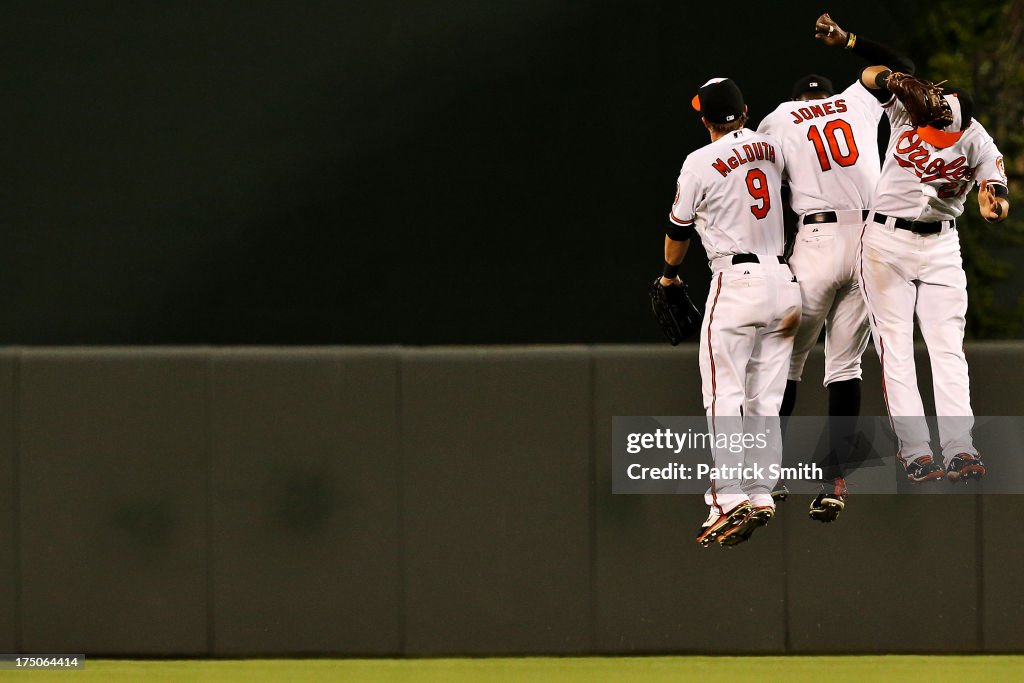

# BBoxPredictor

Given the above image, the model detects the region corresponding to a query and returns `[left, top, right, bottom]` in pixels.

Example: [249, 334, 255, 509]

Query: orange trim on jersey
[691, 94, 701, 112]
[669, 213, 695, 226]
[916, 125, 963, 149]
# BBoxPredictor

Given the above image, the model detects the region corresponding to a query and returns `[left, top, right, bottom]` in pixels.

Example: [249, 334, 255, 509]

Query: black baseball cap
[691, 78, 745, 124]
[791, 74, 834, 99]
[944, 86, 974, 130]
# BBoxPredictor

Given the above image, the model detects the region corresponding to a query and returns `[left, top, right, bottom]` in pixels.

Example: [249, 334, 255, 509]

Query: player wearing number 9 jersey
[755, 13, 914, 522]
[662, 77, 801, 547]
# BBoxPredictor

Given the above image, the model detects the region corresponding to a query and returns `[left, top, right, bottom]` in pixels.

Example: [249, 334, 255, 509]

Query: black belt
[803, 210, 870, 225]
[872, 212, 952, 235]
[732, 254, 786, 265]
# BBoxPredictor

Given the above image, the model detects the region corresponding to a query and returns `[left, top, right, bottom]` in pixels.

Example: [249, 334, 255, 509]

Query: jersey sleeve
[770, 136, 786, 177]
[883, 94, 911, 129]
[669, 166, 701, 227]
[842, 80, 887, 123]
[974, 129, 1009, 191]
[756, 115, 787, 178]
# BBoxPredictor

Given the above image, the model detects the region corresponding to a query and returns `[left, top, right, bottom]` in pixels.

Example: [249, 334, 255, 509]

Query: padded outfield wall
[0, 343, 1022, 655]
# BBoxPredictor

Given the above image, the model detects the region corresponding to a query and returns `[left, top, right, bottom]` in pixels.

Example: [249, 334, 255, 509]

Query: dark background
[3, 1, 915, 344]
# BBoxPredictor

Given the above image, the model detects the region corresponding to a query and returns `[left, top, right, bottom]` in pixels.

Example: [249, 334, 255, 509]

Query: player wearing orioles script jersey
[660, 77, 801, 547]
[859, 65, 1010, 483]
[756, 13, 914, 523]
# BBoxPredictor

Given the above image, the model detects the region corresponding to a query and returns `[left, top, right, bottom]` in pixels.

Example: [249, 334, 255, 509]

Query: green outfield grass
[1, 656, 1022, 682]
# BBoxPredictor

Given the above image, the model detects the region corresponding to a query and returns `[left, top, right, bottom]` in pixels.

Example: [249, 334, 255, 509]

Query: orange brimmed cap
[691, 78, 744, 124]
[916, 126, 964, 149]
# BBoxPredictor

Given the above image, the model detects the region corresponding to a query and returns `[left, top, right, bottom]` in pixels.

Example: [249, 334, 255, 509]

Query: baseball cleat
[695, 502, 752, 547]
[808, 479, 847, 523]
[946, 453, 986, 483]
[718, 505, 774, 547]
[771, 484, 790, 504]
[904, 455, 945, 483]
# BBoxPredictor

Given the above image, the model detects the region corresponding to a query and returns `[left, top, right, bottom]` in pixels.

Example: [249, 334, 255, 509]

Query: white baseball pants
[859, 216, 978, 465]
[788, 210, 872, 386]
[699, 256, 801, 512]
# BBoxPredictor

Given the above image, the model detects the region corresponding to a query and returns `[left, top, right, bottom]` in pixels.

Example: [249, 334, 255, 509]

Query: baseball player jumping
[659, 78, 800, 547]
[756, 13, 914, 522]
[858, 63, 1010, 482]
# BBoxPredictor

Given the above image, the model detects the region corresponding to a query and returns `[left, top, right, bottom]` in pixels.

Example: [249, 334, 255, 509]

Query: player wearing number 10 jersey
[754, 14, 914, 522]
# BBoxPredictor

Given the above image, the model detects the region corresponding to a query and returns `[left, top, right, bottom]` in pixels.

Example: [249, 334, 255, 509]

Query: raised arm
[815, 13, 915, 75]
[815, 12, 915, 102]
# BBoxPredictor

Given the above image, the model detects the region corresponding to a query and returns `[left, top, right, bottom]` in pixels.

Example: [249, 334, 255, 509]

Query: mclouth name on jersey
[712, 142, 777, 177]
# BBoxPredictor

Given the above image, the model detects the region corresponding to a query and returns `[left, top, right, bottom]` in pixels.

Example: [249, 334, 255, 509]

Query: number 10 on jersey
[806, 119, 859, 171]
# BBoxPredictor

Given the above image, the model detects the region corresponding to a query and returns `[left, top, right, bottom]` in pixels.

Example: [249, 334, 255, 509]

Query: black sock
[780, 379, 798, 418]
[826, 379, 863, 482]
[828, 378, 861, 417]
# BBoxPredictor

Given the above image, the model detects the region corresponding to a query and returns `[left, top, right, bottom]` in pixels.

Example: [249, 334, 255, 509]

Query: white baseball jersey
[757, 81, 884, 215]
[669, 128, 787, 260]
[873, 95, 1007, 221]
[667, 128, 797, 514]
[757, 82, 885, 388]
[860, 93, 1009, 467]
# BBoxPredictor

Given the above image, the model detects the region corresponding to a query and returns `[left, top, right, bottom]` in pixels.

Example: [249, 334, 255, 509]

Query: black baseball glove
[886, 72, 953, 129]
[649, 278, 702, 345]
